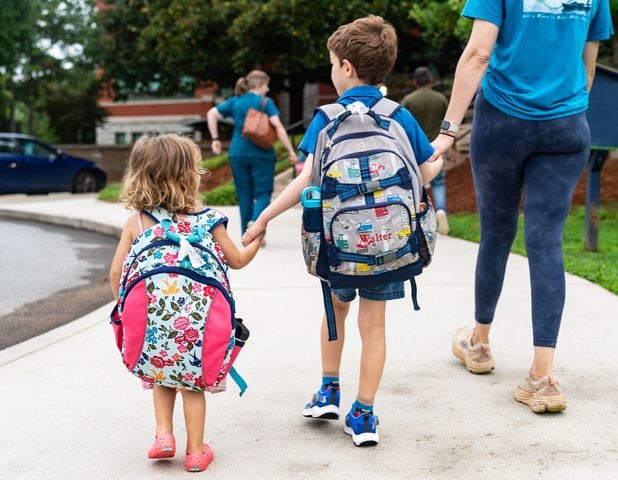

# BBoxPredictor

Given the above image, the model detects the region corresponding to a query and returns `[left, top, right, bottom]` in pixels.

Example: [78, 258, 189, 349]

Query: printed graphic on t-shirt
[523, 0, 591, 19]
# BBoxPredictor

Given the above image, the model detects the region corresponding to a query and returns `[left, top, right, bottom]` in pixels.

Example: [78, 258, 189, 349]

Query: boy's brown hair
[327, 15, 397, 85]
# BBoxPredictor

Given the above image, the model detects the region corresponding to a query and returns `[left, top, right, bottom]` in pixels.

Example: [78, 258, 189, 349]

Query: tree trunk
[27, 74, 35, 135]
[287, 77, 305, 125]
[9, 78, 16, 133]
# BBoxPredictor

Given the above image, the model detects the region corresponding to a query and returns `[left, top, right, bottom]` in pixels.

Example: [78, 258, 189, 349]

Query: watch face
[440, 120, 451, 130]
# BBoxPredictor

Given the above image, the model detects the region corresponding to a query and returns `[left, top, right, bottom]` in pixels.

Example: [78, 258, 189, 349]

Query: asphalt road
[0, 219, 117, 349]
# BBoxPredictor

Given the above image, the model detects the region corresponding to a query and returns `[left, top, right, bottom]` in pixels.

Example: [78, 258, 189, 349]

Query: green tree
[93, 0, 422, 122]
[228, 0, 419, 121]
[0, 0, 37, 131]
[0, 0, 99, 140]
[41, 67, 104, 143]
[92, 0, 239, 99]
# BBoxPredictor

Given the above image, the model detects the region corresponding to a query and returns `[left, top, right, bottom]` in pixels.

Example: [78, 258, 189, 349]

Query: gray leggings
[471, 92, 590, 348]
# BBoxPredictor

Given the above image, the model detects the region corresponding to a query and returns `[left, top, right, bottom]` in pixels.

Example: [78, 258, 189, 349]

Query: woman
[431, 0, 613, 412]
[207, 70, 297, 234]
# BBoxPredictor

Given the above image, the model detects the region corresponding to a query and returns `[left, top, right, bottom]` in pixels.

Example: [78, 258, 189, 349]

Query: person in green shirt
[401, 67, 450, 235]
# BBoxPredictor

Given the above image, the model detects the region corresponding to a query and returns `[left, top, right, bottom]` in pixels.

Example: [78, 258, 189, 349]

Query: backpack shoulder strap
[371, 97, 401, 118]
[316, 103, 345, 122]
[141, 209, 161, 224]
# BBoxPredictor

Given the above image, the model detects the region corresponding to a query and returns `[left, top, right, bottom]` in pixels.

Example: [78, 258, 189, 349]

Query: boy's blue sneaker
[302, 384, 340, 420]
[343, 410, 379, 447]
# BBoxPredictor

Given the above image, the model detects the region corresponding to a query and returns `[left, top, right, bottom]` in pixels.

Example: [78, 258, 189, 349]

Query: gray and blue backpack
[301, 98, 437, 340]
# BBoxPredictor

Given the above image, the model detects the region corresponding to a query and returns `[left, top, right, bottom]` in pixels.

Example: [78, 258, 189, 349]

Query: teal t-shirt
[463, 0, 614, 120]
[216, 92, 280, 159]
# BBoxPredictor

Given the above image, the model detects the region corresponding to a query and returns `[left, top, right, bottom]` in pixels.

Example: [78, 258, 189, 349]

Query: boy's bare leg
[320, 295, 351, 376]
[180, 389, 206, 454]
[357, 298, 387, 404]
[153, 384, 177, 436]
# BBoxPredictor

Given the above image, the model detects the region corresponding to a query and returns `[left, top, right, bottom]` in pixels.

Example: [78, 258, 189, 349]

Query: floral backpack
[110, 207, 249, 395]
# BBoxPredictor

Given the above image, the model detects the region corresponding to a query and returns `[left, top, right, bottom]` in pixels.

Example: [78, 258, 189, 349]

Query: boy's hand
[243, 218, 267, 246]
[429, 134, 455, 162]
[420, 155, 444, 184]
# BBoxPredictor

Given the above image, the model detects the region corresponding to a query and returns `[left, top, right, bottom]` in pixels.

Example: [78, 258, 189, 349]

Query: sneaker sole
[303, 404, 340, 420]
[514, 388, 567, 413]
[343, 424, 378, 447]
[451, 342, 495, 374]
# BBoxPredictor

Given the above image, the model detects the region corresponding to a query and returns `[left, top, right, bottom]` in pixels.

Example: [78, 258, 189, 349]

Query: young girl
[109, 134, 263, 472]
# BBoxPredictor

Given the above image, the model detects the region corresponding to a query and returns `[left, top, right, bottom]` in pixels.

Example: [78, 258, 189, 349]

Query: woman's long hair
[234, 70, 270, 96]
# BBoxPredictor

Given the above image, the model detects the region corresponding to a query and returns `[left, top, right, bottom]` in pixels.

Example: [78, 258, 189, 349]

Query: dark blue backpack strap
[141, 210, 160, 224]
[320, 280, 338, 341]
[410, 278, 420, 311]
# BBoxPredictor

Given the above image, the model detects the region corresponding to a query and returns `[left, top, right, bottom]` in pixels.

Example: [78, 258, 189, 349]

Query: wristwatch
[440, 120, 460, 136]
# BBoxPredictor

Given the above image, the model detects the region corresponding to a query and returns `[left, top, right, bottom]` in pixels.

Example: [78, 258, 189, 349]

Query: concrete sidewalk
[0, 195, 617, 480]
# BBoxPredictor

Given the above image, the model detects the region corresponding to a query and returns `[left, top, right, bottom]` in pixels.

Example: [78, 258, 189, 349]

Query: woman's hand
[288, 151, 298, 164]
[429, 134, 455, 163]
[211, 139, 222, 155]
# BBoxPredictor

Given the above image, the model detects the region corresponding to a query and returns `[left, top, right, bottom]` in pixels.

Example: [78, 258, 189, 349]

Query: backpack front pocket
[329, 202, 419, 276]
[120, 269, 234, 391]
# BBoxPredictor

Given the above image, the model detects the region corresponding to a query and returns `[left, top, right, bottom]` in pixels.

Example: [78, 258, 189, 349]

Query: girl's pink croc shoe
[147, 433, 176, 459]
[185, 444, 214, 472]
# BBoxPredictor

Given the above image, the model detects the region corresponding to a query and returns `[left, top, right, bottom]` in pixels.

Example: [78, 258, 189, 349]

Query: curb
[0, 208, 122, 238]
[0, 301, 115, 367]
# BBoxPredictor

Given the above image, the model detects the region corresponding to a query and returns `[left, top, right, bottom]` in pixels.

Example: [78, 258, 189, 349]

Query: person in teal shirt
[207, 70, 297, 234]
[432, 0, 613, 413]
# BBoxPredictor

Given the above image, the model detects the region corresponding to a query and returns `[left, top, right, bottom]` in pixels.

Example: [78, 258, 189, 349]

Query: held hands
[211, 139, 222, 155]
[429, 134, 455, 163]
[243, 218, 267, 246]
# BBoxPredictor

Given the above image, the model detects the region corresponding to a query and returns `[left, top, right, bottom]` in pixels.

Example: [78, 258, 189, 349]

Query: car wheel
[72, 171, 98, 193]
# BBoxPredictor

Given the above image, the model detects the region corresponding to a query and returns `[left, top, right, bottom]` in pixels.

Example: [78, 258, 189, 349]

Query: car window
[20, 140, 55, 159]
[0, 139, 19, 154]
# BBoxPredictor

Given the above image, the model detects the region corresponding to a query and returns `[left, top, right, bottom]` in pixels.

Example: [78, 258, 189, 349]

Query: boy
[243, 15, 442, 446]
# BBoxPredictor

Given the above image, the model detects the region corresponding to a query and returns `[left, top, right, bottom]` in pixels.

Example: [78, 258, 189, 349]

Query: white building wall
[96, 115, 200, 145]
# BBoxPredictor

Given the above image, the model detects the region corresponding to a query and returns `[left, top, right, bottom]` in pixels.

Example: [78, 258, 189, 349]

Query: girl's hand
[288, 151, 299, 164]
[243, 218, 267, 246]
[211, 139, 222, 155]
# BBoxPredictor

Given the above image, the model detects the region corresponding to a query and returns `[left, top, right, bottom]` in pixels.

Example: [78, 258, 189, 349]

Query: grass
[97, 182, 122, 202]
[448, 203, 618, 295]
[98, 149, 294, 207]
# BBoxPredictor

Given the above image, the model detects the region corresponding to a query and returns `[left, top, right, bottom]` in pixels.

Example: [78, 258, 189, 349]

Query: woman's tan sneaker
[451, 326, 495, 374]
[514, 375, 567, 413]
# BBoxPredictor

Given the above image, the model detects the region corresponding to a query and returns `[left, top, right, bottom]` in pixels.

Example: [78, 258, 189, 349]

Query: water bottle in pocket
[301, 187, 322, 275]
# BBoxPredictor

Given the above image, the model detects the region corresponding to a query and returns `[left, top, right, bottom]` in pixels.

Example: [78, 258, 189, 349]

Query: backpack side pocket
[301, 187, 323, 276]
[120, 279, 149, 371]
[110, 304, 123, 352]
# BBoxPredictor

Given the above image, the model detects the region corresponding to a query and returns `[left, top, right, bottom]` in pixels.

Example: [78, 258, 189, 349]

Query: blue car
[0, 133, 106, 194]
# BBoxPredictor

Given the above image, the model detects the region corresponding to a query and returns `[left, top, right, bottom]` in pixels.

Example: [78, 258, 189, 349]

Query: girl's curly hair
[121, 134, 206, 213]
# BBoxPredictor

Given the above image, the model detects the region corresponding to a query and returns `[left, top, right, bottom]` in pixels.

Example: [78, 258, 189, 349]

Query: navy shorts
[333, 282, 405, 303]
